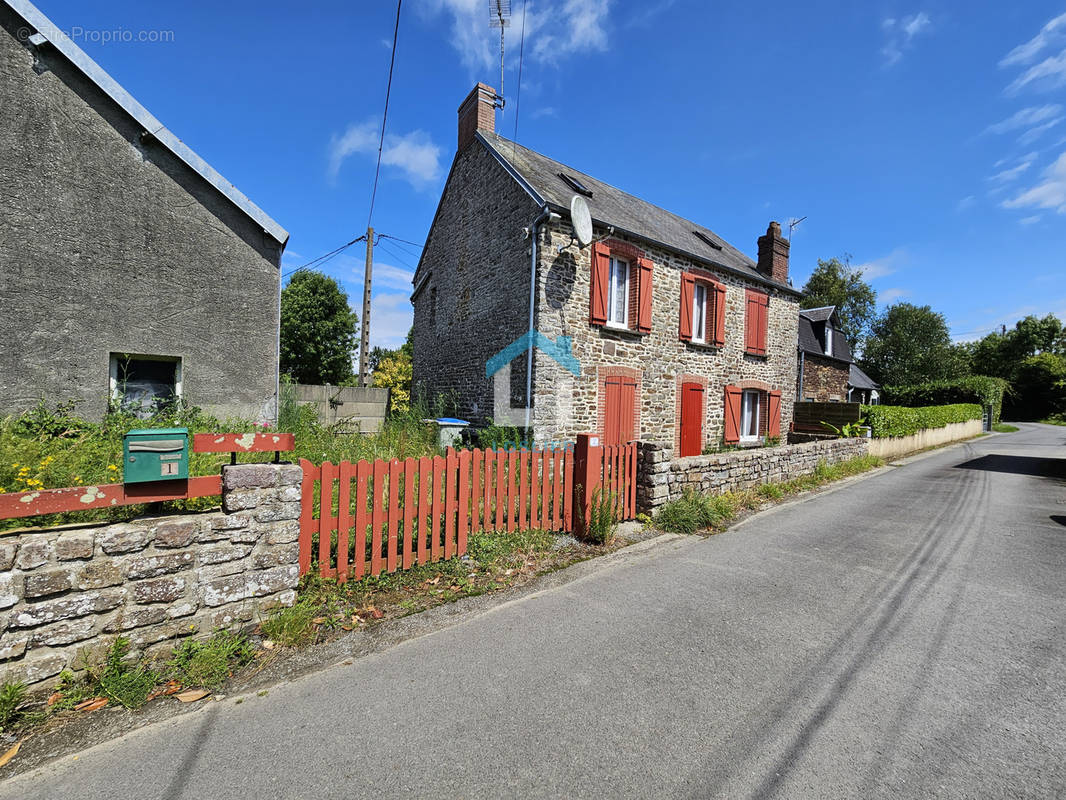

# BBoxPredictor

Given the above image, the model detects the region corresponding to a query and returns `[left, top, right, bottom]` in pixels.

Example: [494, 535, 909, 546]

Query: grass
[654, 455, 884, 535]
[165, 630, 255, 689]
[1038, 417, 1066, 426]
[259, 528, 570, 648]
[90, 637, 158, 710]
[0, 681, 26, 732]
[0, 391, 442, 531]
[992, 423, 1020, 433]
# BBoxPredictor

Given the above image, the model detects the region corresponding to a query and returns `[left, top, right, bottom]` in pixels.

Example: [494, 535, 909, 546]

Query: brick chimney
[457, 83, 497, 151]
[757, 221, 790, 284]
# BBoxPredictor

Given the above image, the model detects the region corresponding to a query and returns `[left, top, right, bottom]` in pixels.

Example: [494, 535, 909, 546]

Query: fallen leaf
[353, 614, 365, 624]
[175, 689, 211, 703]
[312, 617, 326, 625]
[74, 697, 108, 712]
[47, 692, 62, 706]
[369, 607, 384, 620]
[0, 742, 20, 769]
[161, 681, 183, 696]
[341, 624, 353, 631]
[262, 640, 275, 650]
[427, 576, 441, 585]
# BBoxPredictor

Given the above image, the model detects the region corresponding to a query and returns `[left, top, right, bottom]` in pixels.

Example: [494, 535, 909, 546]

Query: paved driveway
[4, 423, 1064, 799]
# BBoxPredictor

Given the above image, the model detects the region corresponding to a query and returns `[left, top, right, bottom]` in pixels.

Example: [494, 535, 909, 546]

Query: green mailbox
[123, 428, 189, 484]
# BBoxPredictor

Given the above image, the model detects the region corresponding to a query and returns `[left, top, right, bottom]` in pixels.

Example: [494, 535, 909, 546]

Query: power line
[512, 0, 527, 149]
[283, 236, 366, 278]
[367, 0, 403, 230]
[376, 233, 423, 249]
[376, 239, 415, 269]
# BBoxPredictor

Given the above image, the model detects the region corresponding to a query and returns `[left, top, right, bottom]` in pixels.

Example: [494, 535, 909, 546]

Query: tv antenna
[489, 1, 510, 110]
[787, 216, 807, 241]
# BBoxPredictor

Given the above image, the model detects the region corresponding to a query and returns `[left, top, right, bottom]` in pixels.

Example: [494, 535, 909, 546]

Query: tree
[799, 256, 877, 350]
[860, 303, 965, 387]
[1010, 353, 1066, 420]
[970, 314, 1066, 381]
[280, 271, 358, 384]
[371, 329, 414, 415]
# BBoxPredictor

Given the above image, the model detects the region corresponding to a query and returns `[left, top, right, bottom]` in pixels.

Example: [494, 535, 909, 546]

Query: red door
[603, 376, 637, 445]
[679, 382, 704, 457]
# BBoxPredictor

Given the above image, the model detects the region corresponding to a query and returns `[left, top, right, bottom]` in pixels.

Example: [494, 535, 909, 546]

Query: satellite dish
[570, 195, 593, 248]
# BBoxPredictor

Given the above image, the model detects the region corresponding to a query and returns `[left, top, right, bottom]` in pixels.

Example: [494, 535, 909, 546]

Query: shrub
[885, 377, 1008, 424]
[861, 403, 982, 439]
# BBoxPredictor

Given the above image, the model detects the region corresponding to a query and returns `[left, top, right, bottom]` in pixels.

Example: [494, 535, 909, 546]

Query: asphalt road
[4, 423, 1064, 799]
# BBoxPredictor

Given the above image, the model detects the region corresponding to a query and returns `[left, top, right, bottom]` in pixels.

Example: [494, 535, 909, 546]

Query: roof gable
[5, 0, 288, 246]
[477, 131, 799, 296]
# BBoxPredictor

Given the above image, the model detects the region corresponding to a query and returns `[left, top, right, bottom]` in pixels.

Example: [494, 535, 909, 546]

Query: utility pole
[359, 227, 374, 386]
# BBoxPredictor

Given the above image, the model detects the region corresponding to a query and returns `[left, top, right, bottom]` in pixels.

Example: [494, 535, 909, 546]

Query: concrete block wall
[637, 438, 870, 511]
[0, 463, 301, 688]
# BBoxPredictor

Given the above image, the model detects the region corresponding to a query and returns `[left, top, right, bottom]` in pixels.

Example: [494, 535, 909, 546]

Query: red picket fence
[299, 446, 574, 581]
[600, 442, 638, 521]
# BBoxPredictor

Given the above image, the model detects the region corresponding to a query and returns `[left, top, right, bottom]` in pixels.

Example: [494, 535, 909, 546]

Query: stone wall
[0, 464, 300, 688]
[799, 355, 849, 402]
[637, 438, 870, 511]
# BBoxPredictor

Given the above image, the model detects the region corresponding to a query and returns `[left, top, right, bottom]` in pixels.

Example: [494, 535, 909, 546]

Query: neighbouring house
[796, 307, 852, 403]
[411, 83, 801, 456]
[0, 0, 288, 422]
[847, 364, 881, 404]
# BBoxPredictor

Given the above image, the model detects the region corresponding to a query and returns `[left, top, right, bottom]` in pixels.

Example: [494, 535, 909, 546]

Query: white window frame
[740, 389, 760, 442]
[109, 353, 183, 411]
[692, 283, 707, 344]
[606, 256, 630, 329]
[824, 325, 833, 356]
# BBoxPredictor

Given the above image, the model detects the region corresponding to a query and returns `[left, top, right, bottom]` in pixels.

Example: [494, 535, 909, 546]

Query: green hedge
[860, 403, 982, 439]
[884, 376, 1008, 424]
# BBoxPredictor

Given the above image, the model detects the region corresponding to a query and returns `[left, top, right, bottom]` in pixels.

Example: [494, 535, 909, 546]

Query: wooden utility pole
[359, 227, 374, 386]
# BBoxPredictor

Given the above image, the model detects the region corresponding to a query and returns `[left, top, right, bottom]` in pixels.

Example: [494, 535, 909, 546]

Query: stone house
[0, 0, 288, 422]
[796, 307, 852, 403]
[412, 84, 801, 456]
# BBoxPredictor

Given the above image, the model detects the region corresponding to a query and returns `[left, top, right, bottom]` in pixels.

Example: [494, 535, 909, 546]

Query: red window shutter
[590, 242, 609, 326]
[767, 390, 782, 438]
[636, 258, 653, 333]
[758, 294, 769, 355]
[723, 385, 742, 444]
[711, 282, 727, 347]
[679, 274, 695, 340]
[745, 289, 768, 355]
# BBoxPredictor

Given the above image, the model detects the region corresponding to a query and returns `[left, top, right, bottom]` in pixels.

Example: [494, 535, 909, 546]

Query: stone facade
[412, 95, 800, 455]
[636, 438, 870, 511]
[0, 464, 300, 688]
[0, 6, 284, 422]
[798, 354, 849, 402]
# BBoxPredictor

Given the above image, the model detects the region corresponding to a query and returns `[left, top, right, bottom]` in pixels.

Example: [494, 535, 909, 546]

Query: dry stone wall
[637, 438, 870, 511]
[0, 464, 301, 688]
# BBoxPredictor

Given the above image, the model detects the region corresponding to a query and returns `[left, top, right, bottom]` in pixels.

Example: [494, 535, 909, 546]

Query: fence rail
[0, 433, 294, 522]
[299, 446, 575, 581]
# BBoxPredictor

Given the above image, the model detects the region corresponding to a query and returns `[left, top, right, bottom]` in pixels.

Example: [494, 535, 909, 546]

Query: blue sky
[33, 0, 1066, 349]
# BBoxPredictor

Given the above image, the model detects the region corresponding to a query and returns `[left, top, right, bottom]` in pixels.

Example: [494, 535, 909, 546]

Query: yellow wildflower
[107, 464, 118, 471]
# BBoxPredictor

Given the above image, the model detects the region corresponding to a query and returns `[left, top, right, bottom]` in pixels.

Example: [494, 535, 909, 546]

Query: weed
[0, 681, 26, 731]
[93, 637, 158, 710]
[260, 602, 318, 647]
[583, 485, 618, 545]
[47, 670, 97, 711]
[757, 482, 784, 500]
[166, 630, 255, 689]
[992, 423, 1019, 433]
[655, 489, 728, 534]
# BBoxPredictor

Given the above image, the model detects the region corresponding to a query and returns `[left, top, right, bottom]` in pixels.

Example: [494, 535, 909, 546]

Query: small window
[110, 354, 181, 418]
[740, 389, 761, 442]
[692, 283, 707, 343]
[558, 172, 593, 197]
[607, 256, 629, 328]
[692, 230, 723, 251]
[824, 325, 833, 356]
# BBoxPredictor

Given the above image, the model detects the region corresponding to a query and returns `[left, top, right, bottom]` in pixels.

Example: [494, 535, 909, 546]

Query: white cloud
[363, 291, 414, 349]
[1019, 118, 1063, 145]
[531, 106, 558, 119]
[1000, 11, 1066, 67]
[1005, 48, 1066, 95]
[989, 157, 1034, 183]
[328, 119, 442, 188]
[422, 0, 610, 76]
[857, 248, 907, 280]
[957, 195, 976, 211]
[1002, 151, 1066, 214]
[878, 288, 910, 304]
[985, 104, 1063, 134]
[881, 12, 932, 66]
[1020, 214, 1042, 225]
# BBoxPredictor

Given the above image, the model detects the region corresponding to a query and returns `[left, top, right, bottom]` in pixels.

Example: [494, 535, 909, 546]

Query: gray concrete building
[412, 84, 801, 455]
[0, 0, 288, 422]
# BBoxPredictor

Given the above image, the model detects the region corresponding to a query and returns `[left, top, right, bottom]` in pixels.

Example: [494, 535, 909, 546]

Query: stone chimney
[457, 83, 497, 151]
[757, 221, 790, 284]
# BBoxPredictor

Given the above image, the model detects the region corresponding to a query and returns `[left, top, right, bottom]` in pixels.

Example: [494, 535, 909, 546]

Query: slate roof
[798, 310, 853, 363]
[849, 364, 880, 390]
[477, 131, 799, 296]
[5, 0, 288, 246]
[799, 305, 835, 323]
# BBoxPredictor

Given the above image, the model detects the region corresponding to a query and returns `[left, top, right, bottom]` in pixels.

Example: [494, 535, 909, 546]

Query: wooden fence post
[572, 433, 602, 539]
